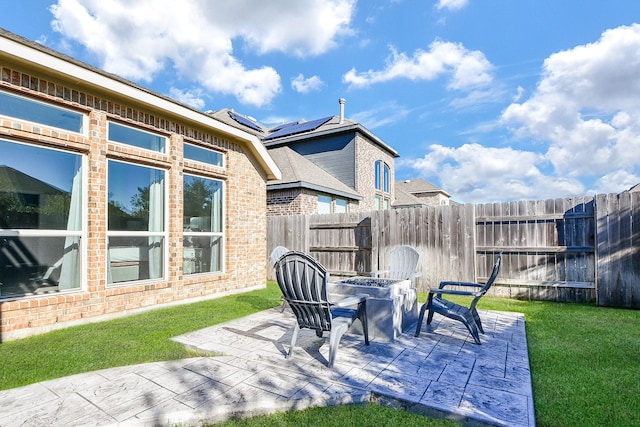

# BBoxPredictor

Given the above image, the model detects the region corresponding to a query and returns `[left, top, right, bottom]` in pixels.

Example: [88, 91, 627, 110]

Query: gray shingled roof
[392, 186, 428, 208]
[267, 146, 361, 200]
[395, 178, 449, 196]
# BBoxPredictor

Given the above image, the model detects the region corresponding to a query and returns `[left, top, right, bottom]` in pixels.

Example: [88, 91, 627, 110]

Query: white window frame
[107, 120, 167, 154]
[0, 89, 87, 135]
[183, 142, 225, 169]
[182, 173, 226, 275]
[0, 140, 87, 296]
[106, 159, 168, 285]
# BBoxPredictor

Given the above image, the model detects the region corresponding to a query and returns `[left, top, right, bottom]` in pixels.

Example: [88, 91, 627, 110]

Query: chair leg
[328, 323, 349, 367]
[358, 302, 369, 345]
[471, 308, 484, 334]
[426, 309, 435, 325]
[287, 323, 300, 359]
[415, 301, 429, 336]
[462, 314, 482, 345]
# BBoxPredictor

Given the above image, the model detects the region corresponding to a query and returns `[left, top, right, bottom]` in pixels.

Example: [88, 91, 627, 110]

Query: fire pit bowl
[338, 278, 398, 288]
[327, 276, 418, 341]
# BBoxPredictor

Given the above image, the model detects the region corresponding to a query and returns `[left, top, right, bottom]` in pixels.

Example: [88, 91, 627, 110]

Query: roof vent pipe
[339, 98, 346, 123]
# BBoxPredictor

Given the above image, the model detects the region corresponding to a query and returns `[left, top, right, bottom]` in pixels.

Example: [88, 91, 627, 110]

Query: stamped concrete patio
[0, 307, 535, 426]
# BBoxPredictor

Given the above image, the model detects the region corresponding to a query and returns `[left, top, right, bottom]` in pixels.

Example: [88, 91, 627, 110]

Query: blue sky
[2, 0, 640, 203]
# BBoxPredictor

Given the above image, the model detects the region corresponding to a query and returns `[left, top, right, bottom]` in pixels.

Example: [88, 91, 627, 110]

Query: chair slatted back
[387, 245, 420, 280]
[470, 252, 502, 307]
[274, 251, 333, 332]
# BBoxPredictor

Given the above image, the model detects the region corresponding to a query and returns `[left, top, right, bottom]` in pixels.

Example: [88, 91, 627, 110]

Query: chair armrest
[370, 270, 389, 278]
[331, 293, 367, 307]
[429, 288, 481, 297]
[438, 281, 483, 290]
[410, 272, 422, 279]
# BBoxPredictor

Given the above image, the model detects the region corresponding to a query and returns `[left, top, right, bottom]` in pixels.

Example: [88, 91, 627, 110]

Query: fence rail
[267, 191, 640, 308]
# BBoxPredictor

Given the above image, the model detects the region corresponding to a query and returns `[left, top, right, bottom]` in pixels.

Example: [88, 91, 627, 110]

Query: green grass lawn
[1, 282, 638, 426]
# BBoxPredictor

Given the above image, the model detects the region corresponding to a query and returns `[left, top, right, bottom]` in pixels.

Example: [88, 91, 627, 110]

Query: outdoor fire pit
[327, 276, 418, 341]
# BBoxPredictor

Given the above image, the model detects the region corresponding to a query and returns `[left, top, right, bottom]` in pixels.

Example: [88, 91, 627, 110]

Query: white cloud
[435, 0, 469, 12]
[501, 24, 640, 186]
[291, 74, 324, 94]
[590, 170, 640, 195]
[343, 41, 493, 90]
[403, 24, 640, 203]
[351, 102, 411, 129]
[402, 143, 584, 203]
[396, 24, 640, 202]
[49, 0, 356, 107]
[168, 87, 206, 110]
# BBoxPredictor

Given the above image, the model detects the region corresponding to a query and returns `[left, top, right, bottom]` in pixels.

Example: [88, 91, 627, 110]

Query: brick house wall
[267, 188, 317, 215]
[354, 133, 395, 212]
[0, 60, 270, 340]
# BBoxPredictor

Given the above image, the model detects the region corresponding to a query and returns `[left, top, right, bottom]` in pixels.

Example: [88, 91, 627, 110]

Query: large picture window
[107, 160, 165, 283]
[0, 140, 84, 297]
[183, 175, 223, 274]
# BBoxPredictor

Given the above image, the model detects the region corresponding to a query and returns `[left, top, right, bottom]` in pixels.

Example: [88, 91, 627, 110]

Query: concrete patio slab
[0, 307, 535, 426]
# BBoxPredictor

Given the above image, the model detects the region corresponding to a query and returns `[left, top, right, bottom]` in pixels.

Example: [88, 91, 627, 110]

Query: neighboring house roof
[210, 108, 399, 158]
[0, 166, 64, 195]
[267, 146, 361, 200]
[393, 178, 452, 207]
[395, 178, 450, 197]
[629, 183, 640, 192]
[0, 28, 280, 181]
[392, 186, 428, 208]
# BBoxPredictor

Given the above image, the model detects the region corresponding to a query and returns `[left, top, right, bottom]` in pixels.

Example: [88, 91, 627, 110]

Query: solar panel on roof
[264, 116, 333, 140]
[228, 111, 263, 132]
[269, 121, 299, 133]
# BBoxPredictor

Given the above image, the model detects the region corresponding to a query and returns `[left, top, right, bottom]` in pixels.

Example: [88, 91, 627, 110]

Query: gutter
[267, 181, 362, 201]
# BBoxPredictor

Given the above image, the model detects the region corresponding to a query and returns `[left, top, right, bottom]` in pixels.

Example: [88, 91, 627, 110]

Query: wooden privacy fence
[267, 191, 640, 309]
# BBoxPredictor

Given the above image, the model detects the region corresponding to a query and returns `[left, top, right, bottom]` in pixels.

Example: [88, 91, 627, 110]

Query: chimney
[339, 98, 346, 123]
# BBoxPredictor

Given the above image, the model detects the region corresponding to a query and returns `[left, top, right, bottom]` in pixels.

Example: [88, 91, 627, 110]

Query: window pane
[183, 176, 222, 233]
[335, 198, 347, 213]
[108, 235, 164, 283]
[183, 235, 222, 274]
[108, 162, 165, 231]
[374, 160, 381, 190]
[0, 235, 81, 296]
[184, 143, 223, 167]
[0, 140, 83, 230]
[383, 164, 389, 192]
[318, 195, 331, 214]
[375, 195, 381, 210]
[0, 90, 84, 133]
[108, 122, 165, 152]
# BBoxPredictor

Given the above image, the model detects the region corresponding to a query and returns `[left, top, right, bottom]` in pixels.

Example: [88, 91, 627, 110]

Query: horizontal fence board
[477, 246, 595, 253]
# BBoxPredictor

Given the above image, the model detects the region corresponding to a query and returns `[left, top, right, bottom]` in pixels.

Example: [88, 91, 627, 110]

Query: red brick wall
[0, 64, 268, 340]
